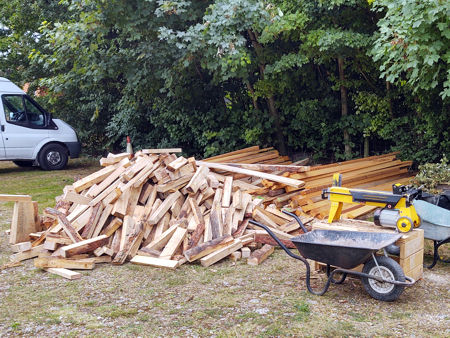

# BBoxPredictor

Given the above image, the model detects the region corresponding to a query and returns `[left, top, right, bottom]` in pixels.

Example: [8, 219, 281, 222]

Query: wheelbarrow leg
[326, 264, 348, 284]
[426, 237, 450, 269]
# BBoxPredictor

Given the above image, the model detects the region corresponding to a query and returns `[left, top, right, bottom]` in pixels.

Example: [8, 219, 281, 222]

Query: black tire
[362, 256, 405, 302]
[38, 143, 68, 170]
[12, 160, 34, 167]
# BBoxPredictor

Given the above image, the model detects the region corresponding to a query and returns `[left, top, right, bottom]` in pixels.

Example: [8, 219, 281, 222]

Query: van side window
[2, 95, 26, 123]
[2, 95, 45, 127]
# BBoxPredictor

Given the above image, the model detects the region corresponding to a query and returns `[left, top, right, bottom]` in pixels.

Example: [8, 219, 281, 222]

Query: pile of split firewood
[6, 148, 313, 279]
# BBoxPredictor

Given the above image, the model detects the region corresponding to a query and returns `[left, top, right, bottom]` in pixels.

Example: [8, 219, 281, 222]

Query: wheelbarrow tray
[413, 200, 450, 241]
[291, 230, 402, 269]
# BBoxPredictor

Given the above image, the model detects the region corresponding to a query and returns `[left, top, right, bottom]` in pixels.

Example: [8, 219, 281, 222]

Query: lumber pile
[4, 146, 415, 279]
[6, 148, 311, 279]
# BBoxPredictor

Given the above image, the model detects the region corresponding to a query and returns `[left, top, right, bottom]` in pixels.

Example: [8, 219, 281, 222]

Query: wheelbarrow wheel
[362, 256, 405, 302]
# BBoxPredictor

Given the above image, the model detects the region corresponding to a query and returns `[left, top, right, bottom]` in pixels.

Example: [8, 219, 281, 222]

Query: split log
[254, 234, 295, 249]
[73, 165, 116, 192]
[45, 208, 82, 243]
[159, 227, 187, 260]
[9, 201, 40, 244]
[148, 191, 182, 225]
[200, 239, 243, 267]
[221, 176, 233, 207]
[60, 235, 109, 258]
[185, 165, 209, 194]
[247, 244, 274, 266]
[184, 235, 234, 262]
[167, 156, 188, 172]
[241, 247, 251, 258]
[10, 241, 32, 253]
[10, 244, 45, 262]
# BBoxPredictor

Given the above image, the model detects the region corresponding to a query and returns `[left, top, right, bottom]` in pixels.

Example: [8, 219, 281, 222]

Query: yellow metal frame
[326, 173, 420, 232]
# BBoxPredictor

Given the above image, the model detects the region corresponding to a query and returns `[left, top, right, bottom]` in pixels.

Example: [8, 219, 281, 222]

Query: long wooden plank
[62, 191, 92, 205]
[130, 255, 179, 269]
[196, 161, 305, 188]
[73, 165, 116, 193]
[88, 159, 130, 197]
[34, 257, 94, 270]
[223, 163, 309, 173]
[0, 194, 31, 202]
[44, 268, 81, 280]
[142, 148, 182, 154]
[200, 239, 242, 267]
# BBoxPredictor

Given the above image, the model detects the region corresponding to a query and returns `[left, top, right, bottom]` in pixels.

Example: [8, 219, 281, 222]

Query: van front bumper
[65, 141, 81, 158]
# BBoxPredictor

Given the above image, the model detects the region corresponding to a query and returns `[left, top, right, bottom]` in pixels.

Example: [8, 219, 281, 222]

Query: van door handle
[0, 125, 4, 132]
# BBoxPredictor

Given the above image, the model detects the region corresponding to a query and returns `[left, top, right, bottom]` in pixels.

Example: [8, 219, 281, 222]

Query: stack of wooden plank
[7, 148, 310, 279]
[203, 146, 292, 165]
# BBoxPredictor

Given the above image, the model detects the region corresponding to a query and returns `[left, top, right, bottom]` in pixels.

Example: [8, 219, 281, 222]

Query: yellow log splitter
[322, 173, 421, 232]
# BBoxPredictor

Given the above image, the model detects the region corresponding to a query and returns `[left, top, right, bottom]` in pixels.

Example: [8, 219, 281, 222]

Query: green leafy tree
[371, 0, 450, 99]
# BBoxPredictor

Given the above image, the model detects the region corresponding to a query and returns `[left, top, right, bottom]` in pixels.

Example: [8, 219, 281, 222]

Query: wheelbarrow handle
[281, 210, 309, 233]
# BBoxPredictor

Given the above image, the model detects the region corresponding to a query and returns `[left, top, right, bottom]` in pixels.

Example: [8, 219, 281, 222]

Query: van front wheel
[38, 144, 68, 170]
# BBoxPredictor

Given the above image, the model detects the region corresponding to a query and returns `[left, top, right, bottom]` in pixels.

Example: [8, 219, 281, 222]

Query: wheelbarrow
[413, 199, 450, 269]
[249, 211, 416, 302]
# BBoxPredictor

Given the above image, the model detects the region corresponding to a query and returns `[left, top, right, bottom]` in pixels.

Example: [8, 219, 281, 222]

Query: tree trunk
[364, 137, 369, 157]
[338, 57, 351, 159]
[266, 95, 287, 155]
[247, 29, 287, 155]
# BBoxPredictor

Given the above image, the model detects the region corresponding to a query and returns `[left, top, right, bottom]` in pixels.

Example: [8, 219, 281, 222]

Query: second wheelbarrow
[249, 211, 416, 302]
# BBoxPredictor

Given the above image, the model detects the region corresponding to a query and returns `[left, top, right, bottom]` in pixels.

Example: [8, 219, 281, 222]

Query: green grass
[0, 160, 449, 336]
[0, 158, 98, 212]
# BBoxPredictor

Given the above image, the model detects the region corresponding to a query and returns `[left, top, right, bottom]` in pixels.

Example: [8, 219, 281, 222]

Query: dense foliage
[411, 155, 450, 194]
[0, 0, 448, 163]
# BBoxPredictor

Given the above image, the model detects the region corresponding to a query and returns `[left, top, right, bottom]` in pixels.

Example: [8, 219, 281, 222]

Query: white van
[0, 77, 80, 170]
